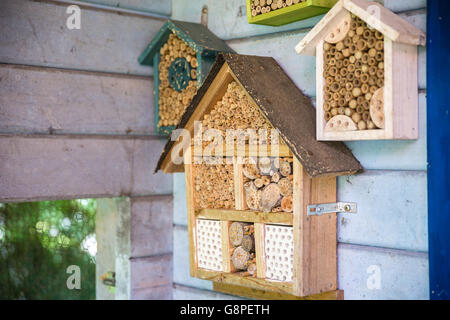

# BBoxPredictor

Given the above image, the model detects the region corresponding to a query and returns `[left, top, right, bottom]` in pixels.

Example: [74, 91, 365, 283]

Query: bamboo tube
[345, 91, 353, 102]
[361, 84, 369, 94]
[352, 87, 362, 97]
[356, 39, 367, 51]
[363, 101, 370, 111]
[352, 112, 362, 123]
[377, 78, 384, 87]
[362, 111, 370, 121]
[376, 52, 384, 62]
[367, 36, 376, 48]
[349, 99, 357, 109]
[369, 66, 377, 76]
[331, 108, 338, 116]
[368, 58, 377, 66]
[341, 107, 351, 118]
[370, 85, 378, 94]
[356, 105, 364, 114]
[377, 69, 384, 79]
[344, 37, 352, 47]
[353, 78, 361, 87]
[360, 73, 369, 83]
[358, 120, 367, 130]
[346, 73, 355, 83]
[375, 31, 384, 40]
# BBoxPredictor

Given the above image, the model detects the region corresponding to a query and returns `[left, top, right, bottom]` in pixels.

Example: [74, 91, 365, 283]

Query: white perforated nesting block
[196, 219, 223, 272]
[264, 225, 294, 282]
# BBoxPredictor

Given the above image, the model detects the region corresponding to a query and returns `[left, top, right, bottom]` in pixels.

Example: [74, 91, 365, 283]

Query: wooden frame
[184, 144, 337, 298]
[296, 0, 426, 141]
[246, 0, 338, 27]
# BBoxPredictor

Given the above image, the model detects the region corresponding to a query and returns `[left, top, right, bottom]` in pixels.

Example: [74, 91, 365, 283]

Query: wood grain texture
[0, 0, 164, 75]
[0, 65, 156, 135]
[196, 208, 293, 225]
[130, 195, 173, 258]
[130, 254, 173, 299]
[77, 0, 172, 15]
[0, 135, 172, 202]
[173, 283, 244, 300]
[292, 159, 337, 297]
[254, 222, 266, 279]
[214, 282, 344, 300]
[183, 146, 197, 277]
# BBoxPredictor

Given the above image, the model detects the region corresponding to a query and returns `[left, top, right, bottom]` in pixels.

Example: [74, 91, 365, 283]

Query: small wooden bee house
[247, 0, 338, 26]
[138, 20, 234, 135]
[295, 0, 426, 141]
[155, 53, 363, 298]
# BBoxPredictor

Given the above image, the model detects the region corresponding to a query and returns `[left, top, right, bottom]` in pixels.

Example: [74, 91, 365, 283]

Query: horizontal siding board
[227, 11, 426, 97]
[172, 0, 426, 40]
[0, 0, 163, 75]
[130, 254, 173, 294]
[173, 173, 188, 226]
[0, 65, 155, 135]
[130, 195, 173, 258]
[0, 135, 172, 202]
[338, 170, 428, 252]
[173, 284, 244, 300]
[173, 225, 213, 291]
[174, 226, 429, 300]
[338, 244, 429, 300]
[78, 0, 171, 15]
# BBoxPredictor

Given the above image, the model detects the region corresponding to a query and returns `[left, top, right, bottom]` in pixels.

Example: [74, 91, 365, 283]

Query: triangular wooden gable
[155, 53, 363, 178]
[296, 0, 426, 56]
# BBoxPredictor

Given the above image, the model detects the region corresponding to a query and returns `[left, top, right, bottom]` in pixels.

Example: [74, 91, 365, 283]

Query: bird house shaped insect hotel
[155, 53, 363, 298]
[295, 0, 426, 141]
[247, 0, 338, 26]
[138, 20, 234, 135]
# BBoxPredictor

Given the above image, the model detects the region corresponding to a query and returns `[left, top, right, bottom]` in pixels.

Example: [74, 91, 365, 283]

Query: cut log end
[231, 246, 250, 270]
[229, 222, 245, 247]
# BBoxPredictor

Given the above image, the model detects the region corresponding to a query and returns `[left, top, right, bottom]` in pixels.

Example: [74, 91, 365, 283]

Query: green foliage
[0, 199, 96, 300]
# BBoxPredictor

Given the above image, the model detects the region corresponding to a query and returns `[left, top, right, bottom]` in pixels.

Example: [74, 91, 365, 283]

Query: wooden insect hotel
[155, 53, 363, 298]
[247, 0, 338, 26]
[295, 0, 426, 141]
[138, 20, 234, 135]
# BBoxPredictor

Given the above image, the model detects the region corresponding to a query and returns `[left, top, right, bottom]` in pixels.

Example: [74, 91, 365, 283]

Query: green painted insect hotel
[138, 20, 234, 135]
[246, 0, 338, 26]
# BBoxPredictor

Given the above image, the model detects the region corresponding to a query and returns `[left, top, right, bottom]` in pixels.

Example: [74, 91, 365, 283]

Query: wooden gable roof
[155, 53, 363, 178]
[138, 20, 234, 66]
[296, 0, 426, 56]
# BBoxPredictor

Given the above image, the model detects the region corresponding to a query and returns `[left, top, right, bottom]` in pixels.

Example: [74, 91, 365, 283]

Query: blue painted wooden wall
[171, 0, 430, 300]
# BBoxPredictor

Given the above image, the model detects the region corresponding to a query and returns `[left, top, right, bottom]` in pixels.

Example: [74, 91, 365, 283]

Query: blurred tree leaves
[0, 199, 96, 300]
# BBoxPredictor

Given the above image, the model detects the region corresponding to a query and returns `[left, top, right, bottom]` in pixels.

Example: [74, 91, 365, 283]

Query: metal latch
[307, 202, 357, 216]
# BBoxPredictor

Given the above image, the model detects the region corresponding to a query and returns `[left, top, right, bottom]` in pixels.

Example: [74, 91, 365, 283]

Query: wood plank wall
[0, 0, 172, 299]
[171, 0, 429, 300]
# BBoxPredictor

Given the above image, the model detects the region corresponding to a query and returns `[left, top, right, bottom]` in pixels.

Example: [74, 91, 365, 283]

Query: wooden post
[184, 145, 198, 276]
[292, 157, 337, 297]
